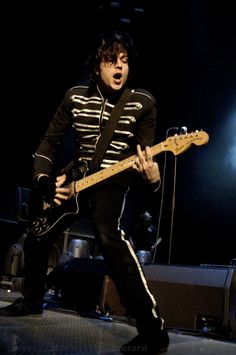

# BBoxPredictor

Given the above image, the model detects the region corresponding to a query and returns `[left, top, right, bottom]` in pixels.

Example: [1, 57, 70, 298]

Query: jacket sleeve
[33, 89, 74, 180]
[133, 90, 161, 191]
[133, 89, 157, 149]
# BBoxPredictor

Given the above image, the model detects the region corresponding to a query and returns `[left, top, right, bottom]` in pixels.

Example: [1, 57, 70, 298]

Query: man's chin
[111, 83, 123, 91]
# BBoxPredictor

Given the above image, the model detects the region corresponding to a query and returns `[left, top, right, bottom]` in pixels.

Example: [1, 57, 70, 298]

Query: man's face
[99, 51, 129, 92]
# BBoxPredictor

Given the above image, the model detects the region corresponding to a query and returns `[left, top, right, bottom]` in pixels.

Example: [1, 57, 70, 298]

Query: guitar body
[29, 191, 80, 237]
[29, 131, 209, 238]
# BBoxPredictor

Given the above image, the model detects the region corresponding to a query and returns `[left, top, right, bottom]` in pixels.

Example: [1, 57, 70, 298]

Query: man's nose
[115, 58, 123, 67]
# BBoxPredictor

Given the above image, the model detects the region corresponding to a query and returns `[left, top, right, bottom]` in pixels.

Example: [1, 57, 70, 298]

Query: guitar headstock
[164, 130, 209, 156]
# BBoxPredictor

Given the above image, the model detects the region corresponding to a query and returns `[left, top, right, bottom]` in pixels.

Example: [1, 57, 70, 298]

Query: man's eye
[121, 57, 128, 63]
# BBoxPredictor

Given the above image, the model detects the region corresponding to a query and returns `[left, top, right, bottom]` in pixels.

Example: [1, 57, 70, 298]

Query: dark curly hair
[87, 30, 137, 88]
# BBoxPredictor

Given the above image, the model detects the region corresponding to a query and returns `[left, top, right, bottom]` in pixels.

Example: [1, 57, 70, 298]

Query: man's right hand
[54, 174, 71, 205]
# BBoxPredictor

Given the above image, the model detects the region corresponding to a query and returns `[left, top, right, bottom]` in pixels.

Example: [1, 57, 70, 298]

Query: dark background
[0, 0, 235, 268]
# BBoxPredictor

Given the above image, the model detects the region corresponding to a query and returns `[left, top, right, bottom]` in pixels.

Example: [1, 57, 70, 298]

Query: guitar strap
[90, 88, 131, 171]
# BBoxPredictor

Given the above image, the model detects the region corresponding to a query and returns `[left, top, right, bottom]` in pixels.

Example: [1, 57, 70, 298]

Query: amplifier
[100, 264, 236, 336]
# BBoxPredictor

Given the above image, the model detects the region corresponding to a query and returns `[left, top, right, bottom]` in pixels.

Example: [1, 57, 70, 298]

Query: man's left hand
[133, 145, 160, 183]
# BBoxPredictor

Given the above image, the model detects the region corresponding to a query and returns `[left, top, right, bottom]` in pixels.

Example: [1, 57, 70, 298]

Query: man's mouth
[113, 73, 122, 80]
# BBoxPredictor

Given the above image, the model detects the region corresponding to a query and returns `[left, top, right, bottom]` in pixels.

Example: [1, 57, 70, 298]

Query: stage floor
[0, 289, 236, 354]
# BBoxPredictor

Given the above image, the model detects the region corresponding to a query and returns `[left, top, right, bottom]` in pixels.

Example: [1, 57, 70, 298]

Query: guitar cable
[152, 127, 187, 264]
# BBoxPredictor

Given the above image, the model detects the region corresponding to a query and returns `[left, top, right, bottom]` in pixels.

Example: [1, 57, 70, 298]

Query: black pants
[23, 182, 163, 335]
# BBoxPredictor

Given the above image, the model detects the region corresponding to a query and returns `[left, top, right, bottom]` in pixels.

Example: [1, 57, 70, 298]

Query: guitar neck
[74, 142, 164, 193]
[73, 130, 209, 193]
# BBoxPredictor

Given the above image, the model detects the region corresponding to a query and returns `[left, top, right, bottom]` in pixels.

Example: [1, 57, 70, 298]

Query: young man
[0, 30, 169, 354]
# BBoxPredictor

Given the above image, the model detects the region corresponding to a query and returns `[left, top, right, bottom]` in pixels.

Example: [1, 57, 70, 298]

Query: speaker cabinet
[100, 274, 126, 317]
[100, 264, 236, 336]
[47, 258, 108, 313]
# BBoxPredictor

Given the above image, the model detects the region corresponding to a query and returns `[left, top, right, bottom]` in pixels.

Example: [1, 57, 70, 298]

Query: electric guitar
[30, 130, 209, 237]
